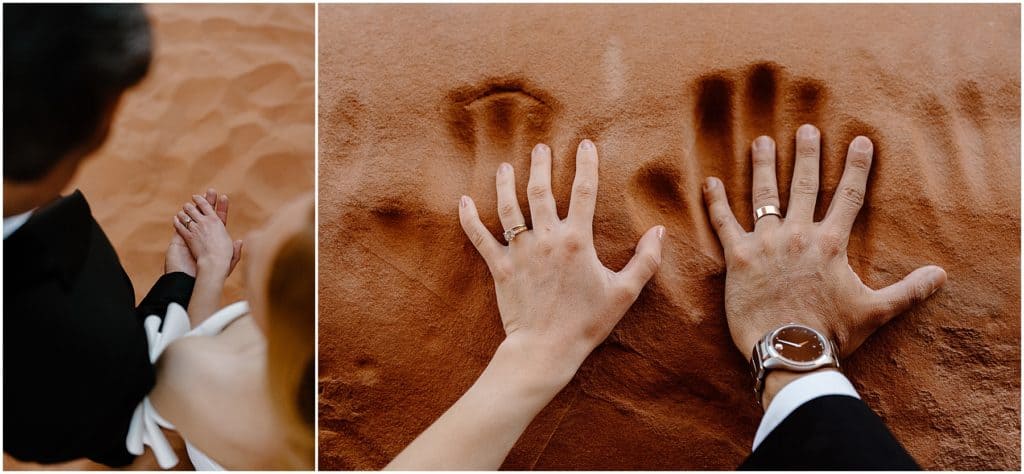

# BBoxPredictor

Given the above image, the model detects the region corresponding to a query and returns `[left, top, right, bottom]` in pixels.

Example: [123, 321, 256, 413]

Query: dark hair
[3, 4, 152, 182]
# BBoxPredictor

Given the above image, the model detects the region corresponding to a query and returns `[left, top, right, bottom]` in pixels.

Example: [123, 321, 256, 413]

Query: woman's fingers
[868, 265, 947, 325]
[459, 195, 503, 266]
[750, 136, 781, 229]
[702, 177, 744, 251]
[192, 194, 216, 217]
[617, 225, 665, 296]
[495, 162, 526, 232]
[787, 124, 821, 222]
[204, 188, 217, 208]
[527, 143, 559, 229]
[824, 136, 873, 236]
[567, 139, 599, 230]
[183, 202, 203, 222]
[173, 216, 191, 240]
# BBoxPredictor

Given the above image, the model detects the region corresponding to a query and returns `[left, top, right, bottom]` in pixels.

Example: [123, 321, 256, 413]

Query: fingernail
[579, 139, 594, 150]
[460, 195, 468, 208]
[798, 124, 818, 139]
[534, 143, 548, 154]
[703, 178, 715, 192]
[852, 136, 873, 152]
[753, 136, 772, 150]
[499, 162, 512, 173]
[657, 226, 666, 240]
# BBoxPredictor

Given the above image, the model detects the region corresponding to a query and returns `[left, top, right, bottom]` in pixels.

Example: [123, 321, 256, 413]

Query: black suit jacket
[3, 191, 195, 466]
[741, 395, 920, 470]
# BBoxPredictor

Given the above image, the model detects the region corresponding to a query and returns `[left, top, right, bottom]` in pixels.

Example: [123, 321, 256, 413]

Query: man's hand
[164, 188, 242, 277]
[702, 124, 946, 364]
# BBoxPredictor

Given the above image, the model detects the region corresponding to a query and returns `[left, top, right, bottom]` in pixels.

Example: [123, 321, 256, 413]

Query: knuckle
[838, 186, 865, 207]
[711, 214, 733, 232]
[848, 153, 873, 171]
[728, 247, 753, 268]
[797, 145, 819, 160]
[786, 232, 809, 255]
[562, 231, 584, 253]
[573, 181, 596, 200]
[468, 229, 488, 250]
[527, 184, 549, 200]
[791, 177, 818, 196]
[752, 153, 774, 167]
[612, 283, 639, 306]
[818, 231, 846, 257]
[753, 186, 778, 204]
[498, 202, 519, 218]
[491, 261, 514, 283]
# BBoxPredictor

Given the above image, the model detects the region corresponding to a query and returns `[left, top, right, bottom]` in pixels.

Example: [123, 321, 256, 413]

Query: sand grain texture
[319, 5, 1020, 470]
[5, 4, 314, 470]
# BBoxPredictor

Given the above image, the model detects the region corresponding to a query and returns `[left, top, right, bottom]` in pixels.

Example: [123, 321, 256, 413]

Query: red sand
[318, 4, 1020, 470]
[4, 4, 314, 470]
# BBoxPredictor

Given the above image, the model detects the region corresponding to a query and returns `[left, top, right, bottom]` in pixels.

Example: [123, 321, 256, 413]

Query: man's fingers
[527, 143, 559, 228]
[495, 162, 526, 232]
[205, 188, 217, 207]
[702, 177, 744, 250]
[824, 136, 873, 235]
[750, 136, 781, 229]
[787, 124, 821, 222]
[617, 225, 665, 296]
[567, 139, 599, 229]
[231, 240, 243, 268]
[459, 195, 503, 266]
[216, 194, 230, 225]
[869, 265, 947, 325]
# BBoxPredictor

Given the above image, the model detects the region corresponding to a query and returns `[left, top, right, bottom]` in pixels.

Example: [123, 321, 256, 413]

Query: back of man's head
[3, 4, 152, 182]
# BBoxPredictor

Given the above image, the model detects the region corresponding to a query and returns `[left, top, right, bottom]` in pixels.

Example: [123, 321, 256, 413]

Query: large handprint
[164, 188, 242, 277]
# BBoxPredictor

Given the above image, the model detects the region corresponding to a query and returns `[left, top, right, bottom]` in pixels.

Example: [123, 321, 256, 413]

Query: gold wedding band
[503, 224, 528, 243]
[754, 205, 782, 222]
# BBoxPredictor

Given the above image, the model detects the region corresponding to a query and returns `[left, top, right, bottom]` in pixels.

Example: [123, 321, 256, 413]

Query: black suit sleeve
[740, 395, 919, 470]
[136, 271, 195, 319]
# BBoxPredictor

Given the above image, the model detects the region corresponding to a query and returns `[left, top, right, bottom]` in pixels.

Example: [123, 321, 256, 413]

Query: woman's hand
[174, 193, 239, 279]
[459, 140, 666, 386]
[702, 124, 947, 404]
[387, 140, 663, 470]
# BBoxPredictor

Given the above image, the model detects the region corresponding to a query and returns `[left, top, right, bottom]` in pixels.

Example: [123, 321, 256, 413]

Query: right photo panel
[318, 4, 1020, 470]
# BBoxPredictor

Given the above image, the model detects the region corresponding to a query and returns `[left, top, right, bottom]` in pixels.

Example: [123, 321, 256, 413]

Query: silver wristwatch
[751, 323, 840, 405]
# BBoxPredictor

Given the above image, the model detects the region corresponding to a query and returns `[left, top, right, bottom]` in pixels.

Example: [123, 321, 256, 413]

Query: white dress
[125, 301, 249, 470]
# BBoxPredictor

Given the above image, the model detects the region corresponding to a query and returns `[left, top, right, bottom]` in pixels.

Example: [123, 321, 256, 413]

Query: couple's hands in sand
[459, 140, 665, 387]
[703, 124, 947, 405]
[165, 189, 242, 278]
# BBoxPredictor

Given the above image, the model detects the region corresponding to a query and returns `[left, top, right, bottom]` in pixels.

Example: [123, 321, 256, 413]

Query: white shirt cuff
[752, 370, 860, 450]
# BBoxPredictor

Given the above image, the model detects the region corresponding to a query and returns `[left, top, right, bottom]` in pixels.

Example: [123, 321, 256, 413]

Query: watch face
[771, 326, 825, 362]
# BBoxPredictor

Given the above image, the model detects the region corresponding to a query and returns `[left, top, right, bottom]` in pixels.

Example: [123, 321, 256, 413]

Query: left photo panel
[3, 3, 315, 470]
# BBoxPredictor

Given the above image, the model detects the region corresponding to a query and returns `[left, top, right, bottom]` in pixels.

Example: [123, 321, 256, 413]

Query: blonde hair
[265, 204, 315, 467]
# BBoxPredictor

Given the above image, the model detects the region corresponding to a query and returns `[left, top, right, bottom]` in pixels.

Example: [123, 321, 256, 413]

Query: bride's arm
[174, 195, 235, 325]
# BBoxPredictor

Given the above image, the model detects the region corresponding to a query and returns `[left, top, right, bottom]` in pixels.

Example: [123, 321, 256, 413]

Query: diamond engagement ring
[503, 224, 528, 243]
